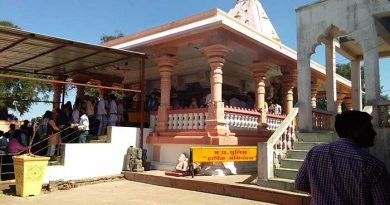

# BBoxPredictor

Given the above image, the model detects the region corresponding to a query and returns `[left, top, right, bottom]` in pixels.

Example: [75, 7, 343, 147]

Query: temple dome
[228, 0, 281, 42]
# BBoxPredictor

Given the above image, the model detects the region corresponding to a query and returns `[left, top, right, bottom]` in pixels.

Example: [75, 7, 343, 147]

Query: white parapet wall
[43, 126, 151, 183]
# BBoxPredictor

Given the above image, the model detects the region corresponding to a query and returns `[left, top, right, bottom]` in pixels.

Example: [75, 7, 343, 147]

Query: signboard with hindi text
[191, 146, 257, 163]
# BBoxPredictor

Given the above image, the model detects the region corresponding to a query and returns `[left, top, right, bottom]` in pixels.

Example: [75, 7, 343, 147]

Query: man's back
[295, 138, 390, 205]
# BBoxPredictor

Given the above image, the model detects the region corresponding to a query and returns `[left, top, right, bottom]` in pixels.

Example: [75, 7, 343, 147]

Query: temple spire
[228, 0, 281, 42]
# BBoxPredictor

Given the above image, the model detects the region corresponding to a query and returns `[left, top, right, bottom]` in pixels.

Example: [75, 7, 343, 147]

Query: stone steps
[258, 177, 295, 191]
[264, 131, 335, 191]
[274, 168, 298, 180]
[286, 150, 309, 160]
[280, 159, 304, 169]
[297, 132, 336, 143]
[294, 142, 325, 150]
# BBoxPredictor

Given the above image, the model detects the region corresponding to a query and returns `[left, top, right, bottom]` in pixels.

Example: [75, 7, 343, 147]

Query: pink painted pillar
[336, 93, 346, 114]
[155, 55, 178, 131]
[281, 72, 296, 114]
[201, 44, 232, 132]
[249, 62, 272, 125]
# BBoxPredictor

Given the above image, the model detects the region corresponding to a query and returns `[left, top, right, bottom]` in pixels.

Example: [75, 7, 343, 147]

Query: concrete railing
[167, 108, 208, 130]
[224, 106, 260, 130]
[266, 114, 287, 131]
[258, 107, 298, 181]
[312, 109, 333, 130]
[150, 106, 263, 131]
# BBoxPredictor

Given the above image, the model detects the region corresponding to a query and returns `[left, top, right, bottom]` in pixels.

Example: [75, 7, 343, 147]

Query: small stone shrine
[124, 146, 144, 172]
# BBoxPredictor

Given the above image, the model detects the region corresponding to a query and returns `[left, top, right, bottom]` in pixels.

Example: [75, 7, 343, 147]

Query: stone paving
[0, 180, 276, 205]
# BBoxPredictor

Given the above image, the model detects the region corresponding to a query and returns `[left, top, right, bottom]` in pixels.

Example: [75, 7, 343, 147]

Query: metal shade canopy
[0, 26, 147, 148]
[0, 25, 146, 76]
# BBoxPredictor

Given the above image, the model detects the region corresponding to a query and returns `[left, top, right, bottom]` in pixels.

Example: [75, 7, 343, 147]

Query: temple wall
[150, 144, 257, 173]
[43, 127, 151, 183]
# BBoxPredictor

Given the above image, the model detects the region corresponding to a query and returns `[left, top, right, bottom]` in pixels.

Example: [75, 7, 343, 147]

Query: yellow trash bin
[13, 154, 49, 197]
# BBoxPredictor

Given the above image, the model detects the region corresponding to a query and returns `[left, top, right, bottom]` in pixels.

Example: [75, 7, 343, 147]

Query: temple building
[101, 0, 353, 171]
[3, 0, 387, 192]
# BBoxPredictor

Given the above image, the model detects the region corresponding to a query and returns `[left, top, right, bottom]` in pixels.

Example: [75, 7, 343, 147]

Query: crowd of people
[0, 93, 125, 160]
[0, 123, 30, 155]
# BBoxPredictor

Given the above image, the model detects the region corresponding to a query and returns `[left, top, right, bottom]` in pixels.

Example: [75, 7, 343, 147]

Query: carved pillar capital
[200, 44, 232, 59]
[281, 71, 296, 114]
[281, 72, 296, 89]
[248, 62, 273, 81]
[248, 62, 272, 125]
[336, 93, 346, 114]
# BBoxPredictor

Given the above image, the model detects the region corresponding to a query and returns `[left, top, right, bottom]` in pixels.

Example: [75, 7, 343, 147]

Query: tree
[316, 63, 388, 110]
[336, 63, 352, 80]
[0, 20, 51, 119]
[0, 20, 20, 29]
[100, 31, 124, 43]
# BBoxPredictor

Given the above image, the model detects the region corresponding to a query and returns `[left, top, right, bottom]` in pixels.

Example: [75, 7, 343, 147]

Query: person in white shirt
[274, 103, 282, 115]
[96, 95, 107, 136]
[76, 111, 89, 143]
[108, 94, 118, 127]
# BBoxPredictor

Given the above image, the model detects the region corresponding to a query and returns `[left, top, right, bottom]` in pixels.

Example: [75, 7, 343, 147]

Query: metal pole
[139, 58, 146, 149]
[0, 73, 141, 93]
[61, 80, 66, 108]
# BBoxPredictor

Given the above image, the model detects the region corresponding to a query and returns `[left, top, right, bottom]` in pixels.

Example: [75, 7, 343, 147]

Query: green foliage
[336, 63, 351, 80]
[100, 30, 124, 43]
[0, 72, 51, 115]
[85, 83, 99, 97]
[0, 21, 51, 116]
[0, 20, 20, 29]
[110, 90, 125, 100]
[315, 98, 327, 110]
[323, 63, 388, 106]
[380, 86, 389, 100]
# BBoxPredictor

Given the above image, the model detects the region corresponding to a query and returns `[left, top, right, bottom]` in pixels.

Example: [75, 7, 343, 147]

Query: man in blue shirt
[296, 111, 390, 205]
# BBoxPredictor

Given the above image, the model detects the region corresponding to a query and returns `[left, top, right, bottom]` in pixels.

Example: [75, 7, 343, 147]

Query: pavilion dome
[228, 0, 281, 42]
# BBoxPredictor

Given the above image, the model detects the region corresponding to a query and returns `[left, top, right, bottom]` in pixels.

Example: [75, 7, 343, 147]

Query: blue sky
[0, 0, 389, 120]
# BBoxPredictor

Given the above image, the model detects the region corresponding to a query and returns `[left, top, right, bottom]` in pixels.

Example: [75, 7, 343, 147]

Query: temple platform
[123, 170, 310, 205]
